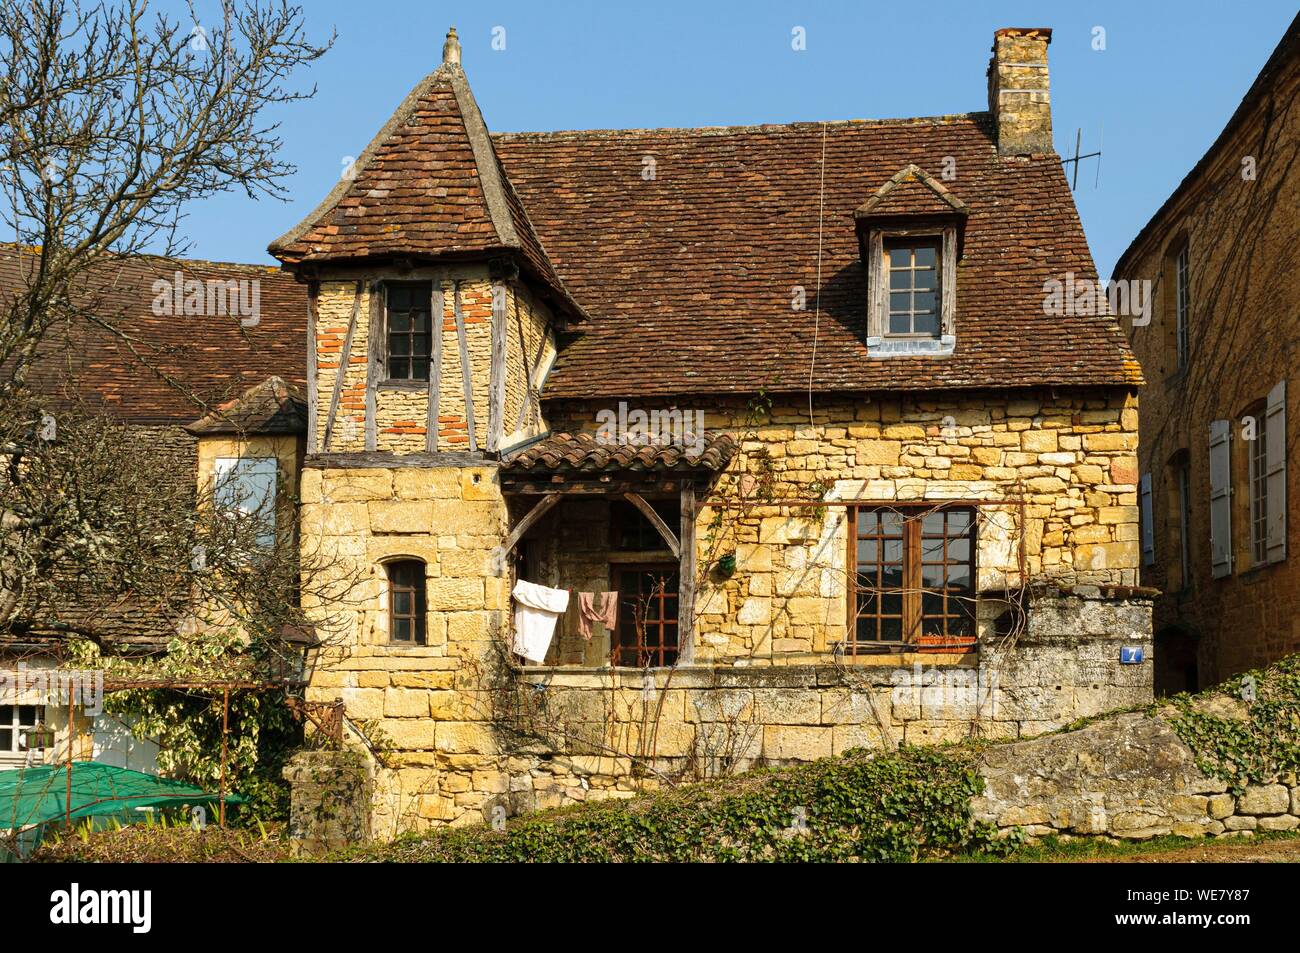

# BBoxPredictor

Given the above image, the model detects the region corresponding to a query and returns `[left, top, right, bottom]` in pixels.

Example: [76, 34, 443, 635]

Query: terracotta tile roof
[268, 60, 587, 324]
[185, 376, 306, 435]
[2, 245, 309, 423]
[504, 431, 736, 473]
[493, 114, 1143, 397]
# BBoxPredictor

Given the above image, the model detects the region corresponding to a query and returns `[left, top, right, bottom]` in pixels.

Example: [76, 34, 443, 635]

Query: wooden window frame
[847, 505, 977, 652]
[865, 224, 958, 346]
[383, 281, 434, 384]
[0, 704, 44, 757]
[610, 564, 679, 668]
[1248, 401, 1269, 568]
[1174, 242, 1190, 372]
[386, 559, 427, 645]
[883, 238, 942, 338]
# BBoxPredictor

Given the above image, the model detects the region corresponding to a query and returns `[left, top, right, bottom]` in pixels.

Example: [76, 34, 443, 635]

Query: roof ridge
[0, 241, 286, 275]
[491, 112, 992, 141]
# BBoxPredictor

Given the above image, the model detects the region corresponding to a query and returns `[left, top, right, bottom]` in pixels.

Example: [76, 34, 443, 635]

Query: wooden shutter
[1139, 473, 1155, 566]
[1209, 419, 1232, 578]
[1265, 379, 1287, 563]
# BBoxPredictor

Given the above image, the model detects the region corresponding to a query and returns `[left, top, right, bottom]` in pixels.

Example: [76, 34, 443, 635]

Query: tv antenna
[1061, 126, 1103, 190]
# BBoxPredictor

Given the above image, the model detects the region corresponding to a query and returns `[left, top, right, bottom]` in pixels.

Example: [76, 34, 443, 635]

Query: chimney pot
[987, 27, 1053, 156]
[443, 26, 461, 66]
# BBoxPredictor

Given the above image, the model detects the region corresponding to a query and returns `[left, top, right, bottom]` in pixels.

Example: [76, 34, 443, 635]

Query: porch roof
[502, 431, 736, 474]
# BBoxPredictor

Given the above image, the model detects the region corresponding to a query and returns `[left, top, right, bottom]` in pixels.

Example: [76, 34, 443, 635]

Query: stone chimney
[986, 27, 1053, 156]
[442, 26, 461, 67]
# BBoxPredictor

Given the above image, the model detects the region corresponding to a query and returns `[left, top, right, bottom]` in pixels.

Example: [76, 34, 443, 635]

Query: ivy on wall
[339, 744, 1017, 863]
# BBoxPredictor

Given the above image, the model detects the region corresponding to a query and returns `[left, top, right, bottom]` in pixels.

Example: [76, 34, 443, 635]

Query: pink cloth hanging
[577, 590, 620, 640]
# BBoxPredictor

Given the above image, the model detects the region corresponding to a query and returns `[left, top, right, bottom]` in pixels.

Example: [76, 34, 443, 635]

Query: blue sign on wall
[1120, 646, 1145, 665]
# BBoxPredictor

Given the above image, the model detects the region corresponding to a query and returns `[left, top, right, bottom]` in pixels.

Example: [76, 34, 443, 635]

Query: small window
[849, 506, 976, 650]
[885, 240, 940, 338]
[214, 457, 278, 548]
[385, 283, 433, 382]
[612, 566, 678, 667]
[1174, 242, 1190, 371]
[387, 560, 427, 645]
[1248, 405, 1269, 567]
[0, 705, 45, 759]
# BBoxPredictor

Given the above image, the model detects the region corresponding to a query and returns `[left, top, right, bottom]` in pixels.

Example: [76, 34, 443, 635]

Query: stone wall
[974, 705, 1300, 840]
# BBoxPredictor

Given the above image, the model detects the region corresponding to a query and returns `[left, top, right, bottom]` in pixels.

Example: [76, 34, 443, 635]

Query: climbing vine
[1166, 654, 1300, 795]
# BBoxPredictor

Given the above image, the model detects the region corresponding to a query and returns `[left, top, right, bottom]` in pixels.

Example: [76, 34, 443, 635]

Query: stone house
[4, 26, 1153, 836]
[1113, 12, 1300, 693]
[263, 25, 1150, 835]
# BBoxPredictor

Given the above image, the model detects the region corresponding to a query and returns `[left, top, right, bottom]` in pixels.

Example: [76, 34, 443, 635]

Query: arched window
[386, 560, 426, 645]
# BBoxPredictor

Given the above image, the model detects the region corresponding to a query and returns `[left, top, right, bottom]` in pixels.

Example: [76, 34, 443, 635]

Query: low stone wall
[973, 708, 1299, 840]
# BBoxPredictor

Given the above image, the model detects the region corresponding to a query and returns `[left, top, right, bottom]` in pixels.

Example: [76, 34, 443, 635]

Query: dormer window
[886, 240, 941, 337]
[855, 165, 966, 358]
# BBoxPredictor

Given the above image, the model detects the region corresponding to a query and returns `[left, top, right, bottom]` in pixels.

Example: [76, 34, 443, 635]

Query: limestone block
[369, 500, 435, 534]
[762, 725, 832, 761]
[1257, 814, 1300, 832]
[753, 689, 822, 725]
[1238, 783, 1290, 816]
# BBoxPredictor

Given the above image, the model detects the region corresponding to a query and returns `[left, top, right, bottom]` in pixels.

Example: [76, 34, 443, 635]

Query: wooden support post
[679, 483, 696, 663]
[219, 688, 229, 828]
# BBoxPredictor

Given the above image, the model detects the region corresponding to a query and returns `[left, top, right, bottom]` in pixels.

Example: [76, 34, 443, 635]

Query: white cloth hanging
[512, 580, 571, 663]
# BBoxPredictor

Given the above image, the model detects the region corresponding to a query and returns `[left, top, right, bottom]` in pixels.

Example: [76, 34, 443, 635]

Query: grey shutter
[1139, 473, 1155, 566]
[1265, 379, 1287, 563]
[1209, 419, 1232, 578]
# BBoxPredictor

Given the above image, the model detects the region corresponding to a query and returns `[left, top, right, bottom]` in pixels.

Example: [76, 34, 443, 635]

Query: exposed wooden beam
[426, 280, 444, 453]
[503, 492, 562, 554]
[452, 280, 478, 452]
[487, 281, 508, 452]
[323, 280, 363, 451]
[624, 491, 680, 558]
[678, 483, 697, 663]
[305, 283, 319, 455]
[365, 280, 381, 451]
[307, 450, 490, 469]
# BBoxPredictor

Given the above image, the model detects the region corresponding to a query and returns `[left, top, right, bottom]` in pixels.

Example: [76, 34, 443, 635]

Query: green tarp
[0, 761, 241, 831]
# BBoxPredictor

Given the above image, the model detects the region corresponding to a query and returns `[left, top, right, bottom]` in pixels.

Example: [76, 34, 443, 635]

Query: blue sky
[179, 0, 1296, 277]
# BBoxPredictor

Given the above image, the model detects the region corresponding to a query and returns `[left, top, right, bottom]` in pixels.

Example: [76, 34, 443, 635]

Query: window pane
[947, 536, 971, 563]
[880, 618, 903, 641]
[922, 591, 945, 617]
[889, 292, 911, 313]
[0, 729, 10, 750]
[880, 511, 904, 536]
[393, 591, 411, 615]
[947, 565, 971, 590]
[856, 510, 878, 535]
[889, 314, 911, 335]
[921, 562, 946, 588]
[412, 312, 430, 333]
[389, 313, 409, 333]
[856, 616, 877, 641]
[883, 539, 904, 565]
[913, 291, 936, 314]
[857, 539, 878, 564]
[392, 618, 411, 642]
[18, 706, 36, 725]
[889, 247, 911, 267]
[913, 312, 939, 335]
[411, 359, 429, 381]
[947, 510, 972, 534]
[911, 268, 935, 291]
[389, 335, 409, 356]
[389, 358, 408, 379]
[922, 511, 946, 536]
[881, 593, 903, 616]
[890, 269, 910, 290]
[914, 245, 937, 267]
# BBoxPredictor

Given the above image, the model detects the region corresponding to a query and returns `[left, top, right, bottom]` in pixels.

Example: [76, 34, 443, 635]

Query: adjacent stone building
[1113, 13, 1300, 692]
